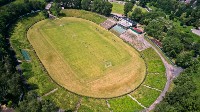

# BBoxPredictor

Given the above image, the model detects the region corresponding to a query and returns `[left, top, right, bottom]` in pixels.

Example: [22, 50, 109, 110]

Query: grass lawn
[127, 48, 166, 108]
[78, 98, 110, 112]
[173, 21, 200, 42]
[111, 2, 124, 14]
[61, 9, 106, 24]
[27, 17, 146, 98]
[141, 48, 166, 90]
[131, 86, 161, 107]
[42, 88, 80, 111]
[111, 3, 147, 15]
[109, 96, 143, 112]
[145, 36, 174, 65]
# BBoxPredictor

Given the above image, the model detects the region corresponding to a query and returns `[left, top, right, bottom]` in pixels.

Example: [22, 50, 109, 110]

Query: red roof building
[133, 28, 143, 34]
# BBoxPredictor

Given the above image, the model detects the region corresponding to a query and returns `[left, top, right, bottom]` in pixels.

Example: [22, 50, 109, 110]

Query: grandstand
[120, 30, 150, 51]
[100, 19, 117, 30]
[117, 17, 137, 28]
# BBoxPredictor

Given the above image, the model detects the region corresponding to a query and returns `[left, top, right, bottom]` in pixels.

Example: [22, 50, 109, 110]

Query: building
[45, 3, 52, 10]
[117, 17, 137, 28]
[130, 27, 143, 34]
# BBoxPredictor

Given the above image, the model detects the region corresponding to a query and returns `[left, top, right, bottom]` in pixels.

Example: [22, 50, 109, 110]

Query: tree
[193, 42, 200, 56]
[145, 17, 173, 40]
[155, 64, 200, 111]
[167, 28, 194, 50]
[0, 0, 45, 106]
[139, 0, 150, 7]
[81, 0, 91, 11]
[145, 20, 165, 40]
[130, 7, 143, 22]
[50, 3, 61, 16]
[140, 10, 166, 25]
[41, 100, 59, 112]
[156, 0, 178, 14]
[16, 91, 59, 112]
[176, 51, 194, 68]
[91, 0, 112, 16]
[162, 37, 184, 58]
[124, 2, 133, 16]
[91, 0, 102, 13]
[101, 2, 112, 16]
[61, 0, 81, 9]
[130, 0, 136, 4]
[0, 0, 14, 6]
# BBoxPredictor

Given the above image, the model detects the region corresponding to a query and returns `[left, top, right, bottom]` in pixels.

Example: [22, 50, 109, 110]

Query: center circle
[27, 17, 146, 98]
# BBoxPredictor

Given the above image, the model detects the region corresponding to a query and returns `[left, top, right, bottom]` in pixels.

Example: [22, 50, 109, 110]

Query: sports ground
[27, 17, 146, 98]
[10, 9, 167, 111]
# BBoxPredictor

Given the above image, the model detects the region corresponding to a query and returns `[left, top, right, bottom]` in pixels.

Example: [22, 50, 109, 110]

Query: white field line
[142, 85, 162, 92]
[74, 97, 82, 112]
[127, 94, 146, 109]
[106, 100, 113, 112]
[42, 88, 58, 97]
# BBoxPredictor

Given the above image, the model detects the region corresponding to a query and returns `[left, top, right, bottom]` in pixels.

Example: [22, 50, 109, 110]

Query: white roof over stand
[118, 19, 132, 28]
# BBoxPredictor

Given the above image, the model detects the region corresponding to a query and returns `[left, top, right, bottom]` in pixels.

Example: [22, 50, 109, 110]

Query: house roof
[122, 17, 137, 25]
[133, 28, 143, 33]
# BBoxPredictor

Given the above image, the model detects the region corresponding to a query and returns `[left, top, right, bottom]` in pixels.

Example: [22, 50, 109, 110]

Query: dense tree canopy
[162, 37, 184, 58]
[16, 91, 59, 112]
[91, 0, 112, 16]
[155, 63, 200, 112]
[140, 10, 166, 25]
[50, 3, 61, 16]
[144, 0, 200, 27]
[0, 0, 15, 6]
[56, 0, 112, 16]
[176, 51, 195, 68]
[0, 0, 45, 106]
[81, 0, 91, 11]
[145, 17, 172, 40]
[124, 2, 133, 16]
[130, 7, 143, 22]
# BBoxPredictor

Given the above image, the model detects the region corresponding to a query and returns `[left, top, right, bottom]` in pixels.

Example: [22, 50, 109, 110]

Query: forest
[0, 0, 59, 111]
[128, 0, 200, 111]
